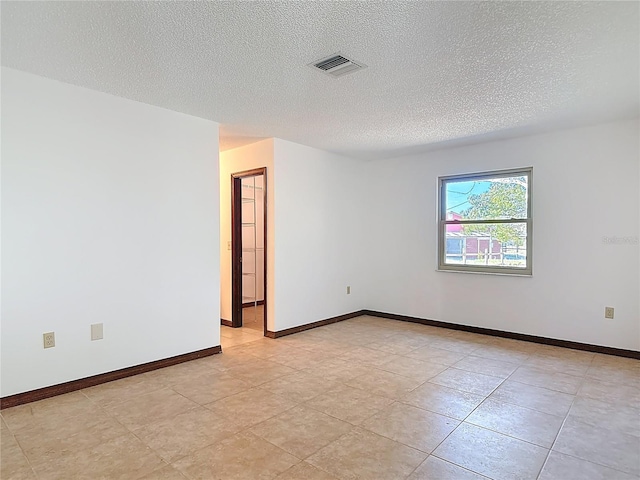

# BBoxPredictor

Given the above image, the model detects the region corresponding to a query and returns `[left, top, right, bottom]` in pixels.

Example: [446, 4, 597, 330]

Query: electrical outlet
[227, 241, 231, 251]
[91, 323, 104, 341]
[604, 307, 614, 319]
[346, 286, 351, 294]
[43, 332, 55, 349]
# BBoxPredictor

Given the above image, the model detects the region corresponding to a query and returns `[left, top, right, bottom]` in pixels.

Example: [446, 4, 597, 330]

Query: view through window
[439, 168, 532, 275]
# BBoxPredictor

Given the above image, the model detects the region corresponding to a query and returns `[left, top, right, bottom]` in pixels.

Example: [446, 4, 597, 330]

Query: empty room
[1, 2, 639, 480]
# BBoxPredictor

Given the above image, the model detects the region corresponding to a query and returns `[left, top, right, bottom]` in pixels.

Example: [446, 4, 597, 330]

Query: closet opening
[231, 168, 267, 335]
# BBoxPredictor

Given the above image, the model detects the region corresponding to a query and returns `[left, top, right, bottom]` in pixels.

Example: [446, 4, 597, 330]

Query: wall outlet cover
[91, 323, 104, 340]
[43, 332, 55, 348]
[604, 307, 614, 319]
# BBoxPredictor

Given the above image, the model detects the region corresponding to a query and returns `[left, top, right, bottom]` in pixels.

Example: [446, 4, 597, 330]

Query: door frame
[231, 167, 267, 335]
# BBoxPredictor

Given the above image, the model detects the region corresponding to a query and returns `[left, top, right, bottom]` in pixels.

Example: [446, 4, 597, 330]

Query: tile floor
[242, 305, 265, 333]
[2, 315, 639, 479]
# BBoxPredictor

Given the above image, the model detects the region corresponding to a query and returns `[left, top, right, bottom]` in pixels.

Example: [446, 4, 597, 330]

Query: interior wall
[273, 139, 369, 331]
[365, 119, 640, 350]
[1, 68, 221, 397]
[219, 140, 274, 330]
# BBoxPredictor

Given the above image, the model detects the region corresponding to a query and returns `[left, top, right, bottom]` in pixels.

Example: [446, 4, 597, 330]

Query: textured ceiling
[2, 1, 638, 159]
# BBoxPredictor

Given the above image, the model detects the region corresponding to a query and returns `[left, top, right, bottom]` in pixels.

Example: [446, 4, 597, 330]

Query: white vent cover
[309, 53, 367, 78]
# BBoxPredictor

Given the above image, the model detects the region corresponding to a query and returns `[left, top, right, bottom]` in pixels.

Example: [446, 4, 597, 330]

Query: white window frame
[438, 167, 533, 276]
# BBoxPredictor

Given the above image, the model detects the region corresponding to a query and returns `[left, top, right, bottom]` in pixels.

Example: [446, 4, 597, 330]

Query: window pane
[444, 223, 528, 268]
[445, 174, 528, 222]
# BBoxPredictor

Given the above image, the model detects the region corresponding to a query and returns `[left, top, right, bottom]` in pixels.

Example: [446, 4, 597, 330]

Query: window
[438, 167, 532, 275]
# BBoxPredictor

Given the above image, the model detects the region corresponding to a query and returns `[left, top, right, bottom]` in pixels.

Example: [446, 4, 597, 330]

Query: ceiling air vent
[310, 54, 367, 78]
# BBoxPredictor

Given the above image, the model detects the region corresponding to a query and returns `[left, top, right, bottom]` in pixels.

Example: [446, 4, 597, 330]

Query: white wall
[1, 68, 220, 397]
[219, 140, 274, 329]
[365, 119, 640, 350]
[273, 139, 369, 331]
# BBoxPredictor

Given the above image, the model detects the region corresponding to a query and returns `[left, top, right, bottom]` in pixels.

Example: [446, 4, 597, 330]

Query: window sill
[436, 268, 532, 277]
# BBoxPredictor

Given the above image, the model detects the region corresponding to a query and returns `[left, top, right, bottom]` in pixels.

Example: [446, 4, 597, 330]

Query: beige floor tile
[490, 379, 575, 417]
[170, 372, 251, 405]
[304, 383, 394, 425]
[433, 423, 549, 480]
[530, 344, 595, 363]
[274, 461, 339, 480]
[553, 417, 640, 476]
[1, 391, 95, 432]
[139, 356, 227, 386]
[105, 387, 200, 431]
[135, 407, 242, 463]
[306, 427, 427, 480]
[428, 367, 504, 396]
[510, 365, 584, 394]
[172, 431, 298, 480]
[365, 339, 422, 355]
[31, 433, 164, 480]
[268, 349, 334, 371]
[408, 456, 489, 480]
[338, 346, 399, 367]
[250, 405, 353, 459]
[205, 387, 298, 428]
[578, 378, 640, 409]
[466, 398, 565, 448]
[362, 402, 459, 453]
[5, 317, 639, 480]
[83, 375, 166, 407]
[470, 345, 531, 364]
[382, 334, 431, 350]
[403, 382, 485, 420]
[345, 368, 426, 400]
[428, 337, 482, 354]
[224, 360, 298, 386]
[138, 464, 189, 479]
[591, 353, 640, 370]
[303, 361, 372, 384]
[234, 340, 299, 360]
[453, 355, 519, 379]
[259, 371, 338, 403]
[482, 337, 539, 353]
[1, 434, 37, 480]
[586, 364, 640, 389]
[377, 356, 448, 382]
[14, 410, 129, 467]
[524, 354, 592, 377]
[404, 346, 467, 366]
[220, 334, 263, 349]
[568, 396, 640, 438]
[207, 350, 264, 372]
[539, 451, 637, 480]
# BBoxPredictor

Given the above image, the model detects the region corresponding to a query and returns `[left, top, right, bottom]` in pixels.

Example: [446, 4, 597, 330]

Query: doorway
[231, 168, 267, 335]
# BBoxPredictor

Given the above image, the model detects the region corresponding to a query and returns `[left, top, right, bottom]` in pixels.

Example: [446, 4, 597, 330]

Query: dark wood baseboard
[220, 318, 233, 327]
[242, 300, 265, 308]
[363, 310, 640, 359]
[0, 346, 222, 410]
[266, 310, 367, 338]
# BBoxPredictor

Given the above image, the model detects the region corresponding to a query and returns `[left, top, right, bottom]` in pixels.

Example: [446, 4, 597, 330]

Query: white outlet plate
[91, 323, 104, 341]
[43, 332, 55, 349]
[604, 307, 614, 319]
